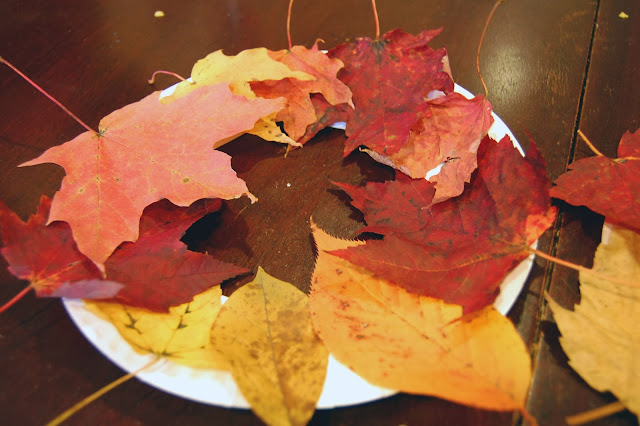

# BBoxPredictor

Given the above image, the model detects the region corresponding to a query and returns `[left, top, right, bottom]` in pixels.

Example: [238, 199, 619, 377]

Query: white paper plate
[63, 83, 534, 409]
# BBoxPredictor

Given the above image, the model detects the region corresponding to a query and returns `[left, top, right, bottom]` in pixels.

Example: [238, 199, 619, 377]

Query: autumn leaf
[309, 223, 532, 414]
[330, 28, 454, 157]
[87, 285, 227, 369]
[332, 136, 556, 312]
[0, 196, 247, 311]
[162, 47, 315, 146]
[21, 83, 281, 268]
[268, 42, 353, 108]
[547, 223, 640, 417]
[0, 196, 121, 299]
[379, 92, 494, 202]
[297, 93, 351, 145]
[103, 198, 249, 312]
[550, 129, 640, 231]
[332, 172, 436, 236]
[251, 78, 318, 143]
[251, 41, 353, 141]
[210, 267, 328, 426]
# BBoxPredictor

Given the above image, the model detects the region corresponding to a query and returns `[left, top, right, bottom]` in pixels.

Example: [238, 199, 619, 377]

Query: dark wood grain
[0, 0, 636, 425]
[526, 1, 640, 425]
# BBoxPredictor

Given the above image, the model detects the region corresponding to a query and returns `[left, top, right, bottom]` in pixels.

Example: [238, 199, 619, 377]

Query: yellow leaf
[309, 222, 532, 413]
[210, 266, 328, 426]
[548, 224, 640, 416]
[87, 285, 227, 370]
[164, 48, 315, 147]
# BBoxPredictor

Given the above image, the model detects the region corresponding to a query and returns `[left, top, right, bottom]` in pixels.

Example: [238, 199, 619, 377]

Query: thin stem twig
[476, 0, 504, 98]
[577, 129, 605, 157]
[530, 247, 639, 288]
[46, 357, 162, 426]
[566, 401, 626, 425]
[371, 0, 380, 39]
[0, 285, 32, 314]
[1, 56, 96, 134]
[147, 70, 188, 85]
[287, 0, 294, 49]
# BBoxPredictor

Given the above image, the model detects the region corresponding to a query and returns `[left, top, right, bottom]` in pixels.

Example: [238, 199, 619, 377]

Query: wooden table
[0, 1, 638, 425]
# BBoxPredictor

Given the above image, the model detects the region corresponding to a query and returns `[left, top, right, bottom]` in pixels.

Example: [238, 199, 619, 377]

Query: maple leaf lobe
[21, 83, 280, 267]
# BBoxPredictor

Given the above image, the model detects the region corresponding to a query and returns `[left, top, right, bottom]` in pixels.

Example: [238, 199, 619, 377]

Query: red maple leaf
[331, 28, 454, 157]
[331, 136, 556, 312]
[550, 129, 640, 231]
[0, 196, 121, 299]
[103, 198, 249, 312]
[21, 83, 284, 269]
[0, 196, 248, 312]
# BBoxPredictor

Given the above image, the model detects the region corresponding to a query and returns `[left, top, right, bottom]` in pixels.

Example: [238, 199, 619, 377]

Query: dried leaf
[21, 83, 276, 268]
[251, 42, 353, 141]
[210, 267, 328, 426]
[330, 28, 454, 157]
[550, 129, 640, 232]
[164, 48, 316, 146]
[548, 224, 640, 416]
[385, 92, 494, 202]
[0, 196, 118, 299]
[103, 199, 249, 312]
[87, 285, 226, 370]
[310, 223, 532, 413]
[333, 136, 556, 312]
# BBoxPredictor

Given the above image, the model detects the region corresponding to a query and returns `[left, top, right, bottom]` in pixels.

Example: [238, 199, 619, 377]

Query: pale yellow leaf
[548, 224, 640, 416]
[309, 222, 532, 413]
[87, 285, 227, 370]
[210, 266, 328, 426]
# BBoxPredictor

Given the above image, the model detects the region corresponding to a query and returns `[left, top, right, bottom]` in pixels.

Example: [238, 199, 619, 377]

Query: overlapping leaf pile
[0, 24, 563, 426]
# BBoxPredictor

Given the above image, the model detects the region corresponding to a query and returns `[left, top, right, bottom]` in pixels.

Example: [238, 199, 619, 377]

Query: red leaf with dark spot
[332, 136, 556, 312]
[550, 129, 640, 231]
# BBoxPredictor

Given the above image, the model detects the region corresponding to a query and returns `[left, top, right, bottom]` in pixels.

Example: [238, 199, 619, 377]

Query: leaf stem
[0, 56, 96, 135]
[476, 0, 504, 98]
[530, 247, 639, 288]
[287, 0, 294, 50]
[0, 285, 32, 314]
[46, 357, 162, 426]
[577, 129, 605, 157]
[566, 401, 626, 425]
[519, 407, 539, 426]
[147, 70, 188, 85]
[371, 0, 380, 39]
